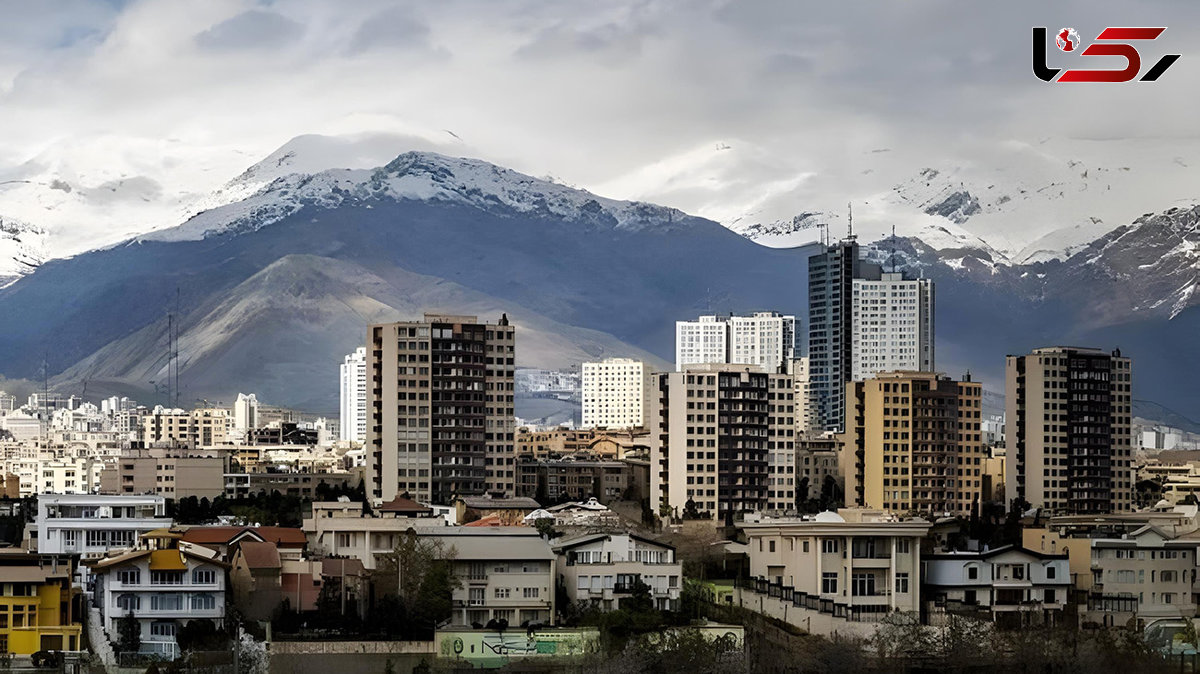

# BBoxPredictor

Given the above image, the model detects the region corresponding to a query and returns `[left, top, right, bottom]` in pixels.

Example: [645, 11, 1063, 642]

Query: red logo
[1033, 26, 1180, 82]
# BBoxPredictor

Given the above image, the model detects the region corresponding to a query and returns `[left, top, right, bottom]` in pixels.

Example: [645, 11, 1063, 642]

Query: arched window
[191, 594, 216, 610]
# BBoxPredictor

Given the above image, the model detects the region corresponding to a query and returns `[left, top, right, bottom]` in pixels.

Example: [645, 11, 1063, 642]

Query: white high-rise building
[850, 273, 934, 381]
[340, 347, 368, 443]
[581, 358, 645, 429]
[675, 312, 796, 372]
[233, 393, 258, 437]
[787, 357, 817, 435]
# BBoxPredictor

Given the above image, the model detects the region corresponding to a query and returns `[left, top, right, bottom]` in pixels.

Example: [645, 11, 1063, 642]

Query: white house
[29, 494, 173, 585]
[553, 532, 682, 611]
[922, 545, 1071, 626]
[89, 530, 228, 660]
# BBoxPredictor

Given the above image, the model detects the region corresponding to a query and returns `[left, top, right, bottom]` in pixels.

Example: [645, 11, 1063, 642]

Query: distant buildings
[647, 365, 793, 521]
[366, 314, 516, 505]
[515, 454, 632, 503]
[0, 552, 82, 655]
[339, 348, 367, 444]
[141, 407, 232, 449]
[675, 312, 796, 372]
[232, 393, 258, 442]
[516, 427, 648, 461]
[839, 371, 983, 517]
[99, 455, 226, 499]
[808, 240, 935, 433]
[923, 546, 1070, 626]
[581, 358, 645, 429]
[1005, 347, 1133, 515]
[31, 494, 172, 561]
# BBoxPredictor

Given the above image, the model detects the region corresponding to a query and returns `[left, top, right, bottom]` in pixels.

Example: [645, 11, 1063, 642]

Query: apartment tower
[1005, 347, 1133, 514]
[367, 314, 515, 505]
[581, 358, 646, 429]
[840, 371, 983, 516]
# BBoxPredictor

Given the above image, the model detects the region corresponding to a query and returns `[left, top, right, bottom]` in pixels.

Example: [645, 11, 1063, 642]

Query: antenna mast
[847, 202, 854, 240]
[890, 224, 897, 273]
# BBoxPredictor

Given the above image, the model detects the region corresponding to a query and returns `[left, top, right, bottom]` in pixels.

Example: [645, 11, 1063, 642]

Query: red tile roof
[237, 541, 282, 570]
[378, 496, 433, 514]
[182, 526, 307, 548]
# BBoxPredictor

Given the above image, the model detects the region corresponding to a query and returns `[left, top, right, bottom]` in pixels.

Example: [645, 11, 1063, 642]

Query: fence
[735, 576, 894, 623]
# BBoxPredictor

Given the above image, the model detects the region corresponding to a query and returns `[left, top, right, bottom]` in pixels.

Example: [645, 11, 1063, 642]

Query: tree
[373, 532, 460, 639]
[682, 498, 701, 520]
[533, 517, 557, 539]
[118, 611, 141, 654]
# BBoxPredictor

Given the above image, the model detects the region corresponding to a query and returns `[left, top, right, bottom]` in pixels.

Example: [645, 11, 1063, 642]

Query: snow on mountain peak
[138, 150, 693, 244]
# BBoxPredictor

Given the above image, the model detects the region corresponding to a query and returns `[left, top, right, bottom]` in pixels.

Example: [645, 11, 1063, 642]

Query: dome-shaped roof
[813, 511, 845, 523]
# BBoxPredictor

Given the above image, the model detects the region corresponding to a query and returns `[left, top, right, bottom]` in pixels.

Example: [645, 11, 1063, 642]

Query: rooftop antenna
[847, 202, 853, 240]
[40, 353, 49, 441]
[890, 224, 897, 273]
[174, 287, 181, 409]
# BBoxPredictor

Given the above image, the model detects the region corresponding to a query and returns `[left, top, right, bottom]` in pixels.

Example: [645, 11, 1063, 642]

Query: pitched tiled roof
[182, 526, 307, 548]
[379, 496, 433, 514]
[238, 541, 282, 570]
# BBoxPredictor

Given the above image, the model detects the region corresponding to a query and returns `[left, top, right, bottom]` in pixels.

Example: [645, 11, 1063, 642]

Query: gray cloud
[195, 9, 304, 50]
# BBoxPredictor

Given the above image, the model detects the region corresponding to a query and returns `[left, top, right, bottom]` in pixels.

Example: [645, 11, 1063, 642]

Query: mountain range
[0, 136, 1195, 421]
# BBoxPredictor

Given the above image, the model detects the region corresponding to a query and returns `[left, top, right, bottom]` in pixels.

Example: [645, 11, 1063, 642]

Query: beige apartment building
[741, 509, 931, 618]
[795, 434, 840, 502]
[366, 314, 515, 505]
[839, 371, 983, 516]
[1006, 347, 1133, 514]
[99, 456, 226, 499]
[647, 364, 793, 521]
[141, 407, 232, 448]
[516, 427, 649, 460]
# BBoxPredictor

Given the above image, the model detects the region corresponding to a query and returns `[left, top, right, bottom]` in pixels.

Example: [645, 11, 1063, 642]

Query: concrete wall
[733, 587, 878, 639]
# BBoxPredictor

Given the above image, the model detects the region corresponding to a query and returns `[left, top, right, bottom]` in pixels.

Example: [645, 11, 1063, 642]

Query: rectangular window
[821, 540, 839, 554]
[150, 621, 177, 637]
[523, 587, 540, 599]
[117, 569, 140, 585]
[150, 571, 183, 585]
[821, 572, 838, 594]
[895, 573, 909, 594]
[190, 594, 216, 610]
[192, 569, 216, 585]
[494, 588, 511, 599]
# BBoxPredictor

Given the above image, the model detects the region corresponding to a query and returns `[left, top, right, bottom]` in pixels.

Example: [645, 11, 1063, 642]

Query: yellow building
[0, 553, 82, 654]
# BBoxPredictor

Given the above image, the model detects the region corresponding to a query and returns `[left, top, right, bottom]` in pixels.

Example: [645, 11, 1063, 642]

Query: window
[1044, 589, 1056, 604]
[768, 540, 776, 553]
[851, 573, 876, 597]
[895, 573, 909, 594]
[895, 539, 910, 554]
[192, 569, 216, 585]
[1012, 566, 1025, 581]
[821, 572, 838, 594]
[1046, 566, 1056, 580]
[821, 540, 839, 554]
[523, 587, 540, 599]
[150, 622, 177, 637]
[468, 588, 485, 605]
[964, 589, 977, 605]
[117, 569, 140, 585]
[803, 541, 810, 553]
[495, 588, 510, 599]
[967, 566, 978, 580]
[116, 594, 140, 611]
[150, 571, 183, 585]
[191, 594, 216, 610]
[150, 594, 183, 611]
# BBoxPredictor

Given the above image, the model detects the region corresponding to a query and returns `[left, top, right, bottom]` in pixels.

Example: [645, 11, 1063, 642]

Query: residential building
[366, 314, 516, 504]
[0, 553, 82, 655]
[89, 530, 227, 660]
[740, 509, 931, 620]
[850, 273, 934, 381]
[222, 472, 356, 500]
[795, 434, 840, 502]
[30, 494, 172, 563]
[141, 407, 232, 449]
[922, 546, 1070, 627]
[1005, 347, 1134, 514]
[581, 358, 645, 429]
[787, 357, 818, 435]
[455, 494, 541, 526]
[514, 454, 631, 503]
[553, 533, 682, 611]
[1087, 525, 1198, 624]
[180, 526, 309, 562]
[647, 365, 793, 521]
[429, 528, 556, 628]
[675, 312, 796, 372]
[839, 371, 984, 516]
[99, 456, 226, 499]
[340, 348, 367, 443]
[302, 498, 447, 569]
[809, 240, 935, 433]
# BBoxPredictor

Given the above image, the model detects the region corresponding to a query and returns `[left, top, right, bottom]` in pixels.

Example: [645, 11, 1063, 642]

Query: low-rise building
[100, 456, 226, 499]
[302, 498, 446, 569]
[740, 509, 931, 622]
[922, 546, 1070, 627]
[455, 495, 541, 526]
[514, 454, 631, 503]
[89, 530, 228, 660]
[1087, 525, 1198, 625]
[553, 533, 681, 611]
[0, 553, 82, 655]
[223, 471, 356, 499]
[428, 528, 556, 628]
[29, 494, 172, 568]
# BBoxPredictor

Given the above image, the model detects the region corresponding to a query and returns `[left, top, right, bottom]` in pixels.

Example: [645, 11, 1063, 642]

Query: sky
[1, 0, 1199, 257]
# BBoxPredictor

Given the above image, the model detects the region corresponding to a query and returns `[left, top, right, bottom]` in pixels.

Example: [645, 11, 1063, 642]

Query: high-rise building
[367, 314, 515, 505]
[1005, 347, 1133, 514]
[340, 347, 367, 443]
[808, 240, 934, 432]
[647, 364, 793, 522]
[839, 371, 983, 516]
[851, 273, 934, 381]
[675, 312, 796, 372]
[786, 357, 817, 435]
[233, 393, 258, 439]
[581, 358, 645, 429]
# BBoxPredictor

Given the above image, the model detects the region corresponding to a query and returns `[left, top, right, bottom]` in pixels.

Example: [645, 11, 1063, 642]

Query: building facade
[553, 533, 681, 611]
[340, 348, 367, 443]
[31, 494, 172, 563]
[647, 365, 793, 521]
[581, 358, 645, 430]
[922, 546, 1070, 626]
[850, 273, 934, 381]
[675, 312, 796, 373]
[840, 372, 983, 516]
[1005, 347, 1133, 514]
[366, 314, 516, 504]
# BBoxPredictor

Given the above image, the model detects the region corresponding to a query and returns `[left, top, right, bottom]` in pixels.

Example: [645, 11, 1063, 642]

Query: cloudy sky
[2, 0, 1198, 256]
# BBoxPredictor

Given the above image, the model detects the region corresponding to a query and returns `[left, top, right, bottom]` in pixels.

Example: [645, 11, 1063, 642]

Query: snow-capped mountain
[0, 217, 47, 286]
[137, 150, 694, 245]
